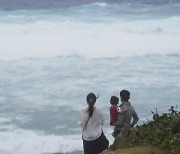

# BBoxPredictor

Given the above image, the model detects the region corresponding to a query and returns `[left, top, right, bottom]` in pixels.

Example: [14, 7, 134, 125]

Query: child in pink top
[109, 96, 127, 137]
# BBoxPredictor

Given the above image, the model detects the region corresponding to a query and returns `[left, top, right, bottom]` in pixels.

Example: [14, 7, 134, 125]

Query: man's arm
[131, 111, 139, 128]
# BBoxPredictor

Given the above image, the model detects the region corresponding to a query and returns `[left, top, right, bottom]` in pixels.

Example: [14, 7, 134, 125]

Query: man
[119, 89, 139, 130]
[112, 90, 139, 137]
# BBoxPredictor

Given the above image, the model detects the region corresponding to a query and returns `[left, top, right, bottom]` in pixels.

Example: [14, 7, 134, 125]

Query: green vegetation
[110, 106, 180, 154]
[103, 145, 166, 154]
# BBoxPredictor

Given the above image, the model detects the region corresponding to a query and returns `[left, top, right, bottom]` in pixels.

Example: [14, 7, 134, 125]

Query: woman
[79, 93, 109, 154]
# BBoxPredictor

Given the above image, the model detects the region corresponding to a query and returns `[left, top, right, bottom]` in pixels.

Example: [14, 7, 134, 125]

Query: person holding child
[119, 90, 139, 130]
[109, 90, 139, 137]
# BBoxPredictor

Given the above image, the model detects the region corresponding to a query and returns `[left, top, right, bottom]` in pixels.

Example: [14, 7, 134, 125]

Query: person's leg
[120, 127, 126, 133]
[94, 131, 109, 153]
[112, 126, 121, 137]
[83, 138, 98, 154]
[117, 127, 126, 137]
[112, 120, 124, 137]
[113, 119, 128, 137]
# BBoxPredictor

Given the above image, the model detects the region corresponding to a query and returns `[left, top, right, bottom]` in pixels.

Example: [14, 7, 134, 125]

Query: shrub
[111, 106, 180, 154]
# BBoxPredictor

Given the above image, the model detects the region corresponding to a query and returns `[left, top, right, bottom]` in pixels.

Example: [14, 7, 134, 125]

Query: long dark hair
[86, 93, 98, 118]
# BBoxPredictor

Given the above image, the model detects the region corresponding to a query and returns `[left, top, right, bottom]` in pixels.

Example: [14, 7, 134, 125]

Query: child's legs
[120, 127, 126, 133]
[112, 121, 123, 127]
[111, 126, 120, 137]
[112, 123, 126, 134]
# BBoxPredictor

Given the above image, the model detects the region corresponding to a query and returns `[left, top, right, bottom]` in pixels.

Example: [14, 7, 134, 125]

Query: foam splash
[0, 129, 82, 154]
[0, 3, 180, 61]
[0, 15, 180, 61]
[93, 2, 108, 7]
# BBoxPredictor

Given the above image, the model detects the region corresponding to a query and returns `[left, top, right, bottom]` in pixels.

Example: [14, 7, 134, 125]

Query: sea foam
[0, 128, 82, 154]
[0, 3, 180, 61]
[0, 14, 180, 61]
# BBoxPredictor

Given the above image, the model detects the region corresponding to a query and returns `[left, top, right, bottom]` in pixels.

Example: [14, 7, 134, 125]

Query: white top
[79, 107, 104, 141]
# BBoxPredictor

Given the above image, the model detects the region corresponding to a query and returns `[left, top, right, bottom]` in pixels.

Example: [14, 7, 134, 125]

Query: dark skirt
[83, 131, 109, 154]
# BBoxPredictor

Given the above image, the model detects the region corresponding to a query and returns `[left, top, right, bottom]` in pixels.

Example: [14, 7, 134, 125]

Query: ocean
[0, 0, 180, 154]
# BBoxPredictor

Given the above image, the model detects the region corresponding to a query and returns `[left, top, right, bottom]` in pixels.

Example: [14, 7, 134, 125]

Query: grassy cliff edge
[103, 106, 180, 154]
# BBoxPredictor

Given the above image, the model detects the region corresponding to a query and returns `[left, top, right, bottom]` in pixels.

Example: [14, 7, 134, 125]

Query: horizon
[0, 0, 180, 10]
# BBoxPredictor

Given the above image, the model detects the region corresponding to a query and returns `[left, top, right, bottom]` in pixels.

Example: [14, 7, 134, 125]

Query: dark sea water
[0, 0, 180, 10]
[0, 0, 180, 154]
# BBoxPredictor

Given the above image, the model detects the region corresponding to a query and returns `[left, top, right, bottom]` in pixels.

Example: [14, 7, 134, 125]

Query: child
[109, 96, 127, 137]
